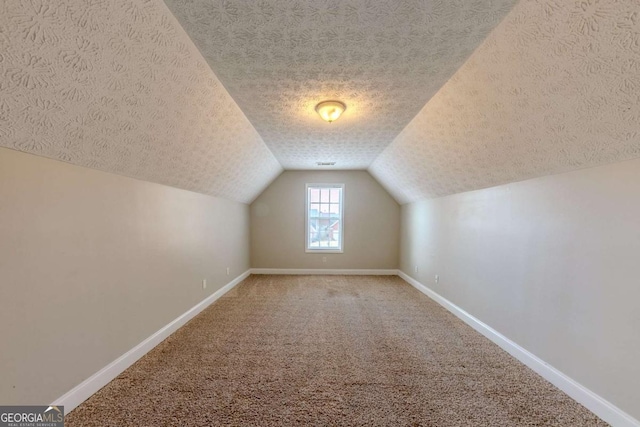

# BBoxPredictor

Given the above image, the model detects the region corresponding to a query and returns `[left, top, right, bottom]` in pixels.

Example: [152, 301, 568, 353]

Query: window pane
[329, 220, 339, 247]
[309, 219, 318, 244]
[310, 203, 320, 216]
[320, 189, 329, 203]
[330, 188, 340, 201]
[329, 203, 340, 215]
[310, 188, 320, 203]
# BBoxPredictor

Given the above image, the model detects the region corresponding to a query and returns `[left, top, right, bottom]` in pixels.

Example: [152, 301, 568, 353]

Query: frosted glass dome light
[315, 101, 346, 123]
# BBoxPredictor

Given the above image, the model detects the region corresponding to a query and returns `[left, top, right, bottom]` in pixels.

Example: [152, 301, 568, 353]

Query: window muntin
[306, 184, 344, 253]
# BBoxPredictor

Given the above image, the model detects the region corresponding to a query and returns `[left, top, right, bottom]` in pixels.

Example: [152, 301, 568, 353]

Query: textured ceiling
[2, 0, 638, 206]
[371, 0, 640, 204]
[163, 0, 519, 169]
[0, 0, 281, 203]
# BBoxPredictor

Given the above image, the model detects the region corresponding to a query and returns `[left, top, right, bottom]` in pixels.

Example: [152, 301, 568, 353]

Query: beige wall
[0, 147, 250, 405]
[251, 171, 399, 270]
[400, 158, 640, 421]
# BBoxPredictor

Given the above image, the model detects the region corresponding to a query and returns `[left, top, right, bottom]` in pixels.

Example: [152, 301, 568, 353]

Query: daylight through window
[306, 184, 344, 253]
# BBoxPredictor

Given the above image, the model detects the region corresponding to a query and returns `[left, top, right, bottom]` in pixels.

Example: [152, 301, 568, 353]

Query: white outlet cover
[202, 279, 207, 289]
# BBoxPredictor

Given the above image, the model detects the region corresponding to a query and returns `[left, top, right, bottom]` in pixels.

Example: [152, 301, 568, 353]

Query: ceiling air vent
[316, 162, 336, 166]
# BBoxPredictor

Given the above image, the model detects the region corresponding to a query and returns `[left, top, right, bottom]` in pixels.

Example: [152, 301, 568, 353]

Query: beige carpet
[66, 275, 607, 426]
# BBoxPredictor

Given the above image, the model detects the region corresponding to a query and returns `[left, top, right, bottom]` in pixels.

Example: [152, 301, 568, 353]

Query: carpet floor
[66, 275, 607, 426]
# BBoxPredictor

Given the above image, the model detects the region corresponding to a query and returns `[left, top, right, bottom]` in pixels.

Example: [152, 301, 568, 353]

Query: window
[306, 184, 344, 253]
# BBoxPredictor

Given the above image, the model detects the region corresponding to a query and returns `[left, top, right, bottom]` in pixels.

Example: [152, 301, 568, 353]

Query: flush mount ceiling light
[315, 101, 346, 123]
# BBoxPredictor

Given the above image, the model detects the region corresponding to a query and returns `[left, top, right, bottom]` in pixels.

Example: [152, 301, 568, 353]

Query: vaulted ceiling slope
[370, 0, 640, 204]
[0, 0, 282, 204]
[163, 0, 519, 169]
[2, 1, 638, 206]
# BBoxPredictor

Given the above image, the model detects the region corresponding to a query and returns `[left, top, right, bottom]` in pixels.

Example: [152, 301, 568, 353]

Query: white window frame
[305, 183, 344, 253]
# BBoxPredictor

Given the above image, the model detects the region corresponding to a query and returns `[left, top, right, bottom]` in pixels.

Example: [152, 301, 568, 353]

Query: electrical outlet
[322, 256, 327, 263]
[202, 279, 207, 289]
[415, 266, 419, 273]
[435, 275, 439, 284]
[226, 267, 230, 275]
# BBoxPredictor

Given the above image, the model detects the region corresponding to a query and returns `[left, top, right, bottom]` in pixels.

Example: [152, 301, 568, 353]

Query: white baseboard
[53, 270, 251, 413]
[250, 268, 399, 275]
[397, 271, 639, 427]
[53, 268, 637, 426]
